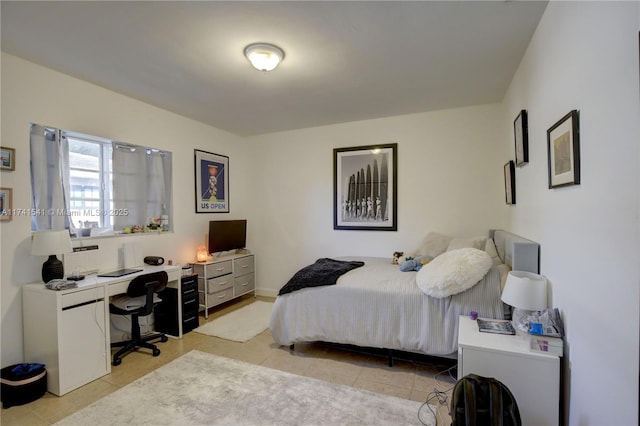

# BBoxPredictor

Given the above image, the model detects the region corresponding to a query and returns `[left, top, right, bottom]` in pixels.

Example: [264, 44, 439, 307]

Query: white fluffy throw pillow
[416, 248, 493, 298]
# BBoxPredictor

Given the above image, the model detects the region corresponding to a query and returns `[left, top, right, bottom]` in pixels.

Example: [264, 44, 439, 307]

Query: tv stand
[191, 253, 255, 319]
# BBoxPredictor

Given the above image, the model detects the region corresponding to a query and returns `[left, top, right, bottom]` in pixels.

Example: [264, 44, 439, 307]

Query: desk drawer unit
[181, 275, 200, 334]
[155, 274, 200, 337]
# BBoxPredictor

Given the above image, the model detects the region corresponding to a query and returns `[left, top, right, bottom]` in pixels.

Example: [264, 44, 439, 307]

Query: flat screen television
[208, 220, 247, 254]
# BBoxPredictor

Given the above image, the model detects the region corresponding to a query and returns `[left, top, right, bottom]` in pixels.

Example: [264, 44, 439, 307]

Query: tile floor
[1, 296, 457, 425]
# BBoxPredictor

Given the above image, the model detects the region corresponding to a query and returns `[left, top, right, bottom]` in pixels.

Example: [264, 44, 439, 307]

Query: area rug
[55, 350, 434, 426]
[194, 301, 273, 342]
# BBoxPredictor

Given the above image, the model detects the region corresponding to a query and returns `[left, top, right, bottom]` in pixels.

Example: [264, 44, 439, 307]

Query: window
[67, 136, 113, 231]
[30, 123, 172, 237]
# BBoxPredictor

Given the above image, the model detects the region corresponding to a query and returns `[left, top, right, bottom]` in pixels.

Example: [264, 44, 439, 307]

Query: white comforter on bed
[269, 257, 505, 356]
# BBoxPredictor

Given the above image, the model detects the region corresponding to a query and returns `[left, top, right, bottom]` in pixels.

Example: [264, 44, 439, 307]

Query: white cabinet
[59, 300, 108, 393]
[192, 254, 255, 318]
[23, 285, 109, 396]
[457, 316, 561, 426]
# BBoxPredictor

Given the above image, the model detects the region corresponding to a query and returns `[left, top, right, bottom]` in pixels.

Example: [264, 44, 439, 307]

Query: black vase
[42, 255, 64, 283]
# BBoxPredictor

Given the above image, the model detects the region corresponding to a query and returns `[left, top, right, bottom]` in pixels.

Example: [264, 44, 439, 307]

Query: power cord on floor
[417, 363, 458, 426]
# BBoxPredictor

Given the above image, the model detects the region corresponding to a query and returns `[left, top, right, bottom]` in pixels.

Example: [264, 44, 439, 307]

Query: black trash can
[0, 363, 47, 408]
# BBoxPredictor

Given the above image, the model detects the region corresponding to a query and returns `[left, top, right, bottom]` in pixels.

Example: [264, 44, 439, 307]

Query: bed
[268, 230, 539, 360]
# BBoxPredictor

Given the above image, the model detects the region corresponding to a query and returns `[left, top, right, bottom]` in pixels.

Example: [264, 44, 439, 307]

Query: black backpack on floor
[450, 374, 521, 426]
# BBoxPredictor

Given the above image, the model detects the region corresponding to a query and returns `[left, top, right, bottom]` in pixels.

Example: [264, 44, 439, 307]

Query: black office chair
[109, 271, 169, 366]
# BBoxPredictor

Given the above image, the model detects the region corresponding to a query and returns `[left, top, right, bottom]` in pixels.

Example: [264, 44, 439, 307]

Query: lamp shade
[31, 230, 73, 256]
[32, 230, 73, 282]
[244, 43, 285, 72]
[501, 271, 547, 311]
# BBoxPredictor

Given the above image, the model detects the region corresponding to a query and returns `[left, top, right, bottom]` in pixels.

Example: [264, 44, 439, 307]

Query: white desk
[22, 265, 180, 396]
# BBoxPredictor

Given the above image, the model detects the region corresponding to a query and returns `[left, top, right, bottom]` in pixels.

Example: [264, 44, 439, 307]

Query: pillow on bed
[496, 263, 511, 292]
[484, 238, 502, 266]
[416, 248, 493, 298]
[446, 236, 486, 251]
[415, 232, 452, 258]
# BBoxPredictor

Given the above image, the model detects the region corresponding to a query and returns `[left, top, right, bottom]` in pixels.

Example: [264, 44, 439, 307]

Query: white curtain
[146, 150, 172, 226]
[112, 145, 171, 230]
[29, 124, 74, 232]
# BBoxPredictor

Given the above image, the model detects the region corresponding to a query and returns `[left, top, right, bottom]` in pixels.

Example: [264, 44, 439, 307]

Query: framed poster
[0, 147, 15, 171]
[333, 143, 397, 231]
[504, 161, 515, 205]
[547, 110, 580, 189]
[514, 110, 528, 167]
[194, 149, 229, 213]
[0, 187, 13, 221]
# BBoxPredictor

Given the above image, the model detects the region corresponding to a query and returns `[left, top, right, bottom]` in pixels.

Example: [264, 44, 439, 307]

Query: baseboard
[255, 288, 278, 298]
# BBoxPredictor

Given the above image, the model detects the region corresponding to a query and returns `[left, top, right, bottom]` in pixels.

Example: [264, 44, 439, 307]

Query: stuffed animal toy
[399, 255, 433, 272]
[392, 251, 404, 265]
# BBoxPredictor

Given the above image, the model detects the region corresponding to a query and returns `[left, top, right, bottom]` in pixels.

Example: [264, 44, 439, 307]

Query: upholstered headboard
[489, 229, 540, 273]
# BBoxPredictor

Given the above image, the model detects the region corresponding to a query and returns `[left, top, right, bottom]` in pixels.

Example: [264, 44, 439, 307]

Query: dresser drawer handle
[184, 316, 197, 323]
[218, 281, 229, 286]
[241, 265, 248, 268]
[183, 289, 196, 295]
[184, 299, 197, 305]
[240, 282, 249, 286]
[215, 267, 225, 272]
[217, 293, 227, 299]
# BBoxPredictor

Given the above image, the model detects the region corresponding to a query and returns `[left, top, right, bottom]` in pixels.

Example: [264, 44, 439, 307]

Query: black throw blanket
[278, 258, 365, 296]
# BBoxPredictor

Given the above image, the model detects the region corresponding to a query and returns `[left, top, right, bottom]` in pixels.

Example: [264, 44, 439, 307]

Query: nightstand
[458, 315, 561, 426]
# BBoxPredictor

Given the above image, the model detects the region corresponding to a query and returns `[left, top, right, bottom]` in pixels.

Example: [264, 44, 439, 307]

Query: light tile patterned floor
[1, 295, 456, 425]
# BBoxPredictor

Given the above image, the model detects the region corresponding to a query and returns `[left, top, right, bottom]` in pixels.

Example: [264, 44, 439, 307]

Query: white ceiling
[1, 1, 547, 137]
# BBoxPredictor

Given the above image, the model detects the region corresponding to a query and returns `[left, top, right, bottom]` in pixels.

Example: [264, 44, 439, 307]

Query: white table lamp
[31, 230, 73, 283]
[501, 270, 547, 328]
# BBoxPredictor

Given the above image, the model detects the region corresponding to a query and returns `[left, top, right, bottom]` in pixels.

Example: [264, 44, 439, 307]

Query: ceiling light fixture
[244, 43, 285, 72]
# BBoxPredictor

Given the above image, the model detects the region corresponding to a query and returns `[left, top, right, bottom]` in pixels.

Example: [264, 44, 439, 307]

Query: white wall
[503, 2, 640, 425]
[247, 104, 508, 295]
[0, 53, 253, 366]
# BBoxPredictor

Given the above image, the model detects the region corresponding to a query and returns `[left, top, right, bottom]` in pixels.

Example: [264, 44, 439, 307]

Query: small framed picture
[547, 110, 580, 189]
[514, 110, 528, 167]
[0, 187, 13, 221]
[0, 147, 15, 171]
[194, 149, 230, 213]
[504, 161, 515, 205]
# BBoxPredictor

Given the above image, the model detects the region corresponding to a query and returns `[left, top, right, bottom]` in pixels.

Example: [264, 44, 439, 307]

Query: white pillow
[484, 238, 502, 266]
[416, 248, 493, 298]
[415, 232, 452, 258]
[496, 263, 511, 292]
[447, 236, 487, 251]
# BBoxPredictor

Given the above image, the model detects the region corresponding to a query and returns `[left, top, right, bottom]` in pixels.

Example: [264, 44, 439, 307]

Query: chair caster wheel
[113, 358, 121, 366]
[153, 348, 161, 357]
[160, 336, 168, 343]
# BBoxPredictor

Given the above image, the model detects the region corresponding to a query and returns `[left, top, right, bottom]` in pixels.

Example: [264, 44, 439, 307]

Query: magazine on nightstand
[477, 318, 516, 335]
